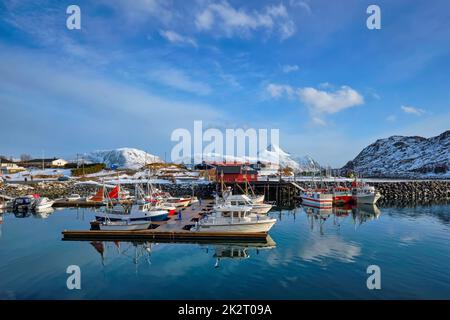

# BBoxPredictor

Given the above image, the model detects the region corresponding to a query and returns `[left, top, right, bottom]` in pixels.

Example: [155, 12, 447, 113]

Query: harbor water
[0, 202, 449, 299]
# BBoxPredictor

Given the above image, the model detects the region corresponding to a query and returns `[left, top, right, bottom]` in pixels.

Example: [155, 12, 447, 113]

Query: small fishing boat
[32, 197, 54, 211]
[352, 180, 381, 204]
[165, 197, 192, 208]
[331, 187, 353, 205]
[193, 204, 276, 233]
[96, 201, 168, 222]
[90, 219, 151, 231]
[224, 194, 273, 214]
[300, 190, 333, 209]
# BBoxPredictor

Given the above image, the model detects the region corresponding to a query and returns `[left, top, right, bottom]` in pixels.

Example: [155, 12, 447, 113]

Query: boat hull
[95, 209, 168, 222]
[95, 221, 151, 231]
[333, 195, 353, 205]
[196, 219, 276, 233]
[301, 196, 333, 209]
[34, 202, 54, 210]
[355, 192, 381, 204]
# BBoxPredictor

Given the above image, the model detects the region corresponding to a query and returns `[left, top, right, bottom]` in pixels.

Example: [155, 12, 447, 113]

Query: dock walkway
[62, 199, 269, 242]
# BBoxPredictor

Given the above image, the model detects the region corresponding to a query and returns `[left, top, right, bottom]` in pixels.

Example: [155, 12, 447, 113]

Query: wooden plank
[62, 229, 269, 242]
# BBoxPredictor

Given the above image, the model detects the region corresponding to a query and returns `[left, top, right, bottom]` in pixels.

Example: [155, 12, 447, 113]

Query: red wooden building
[214, 163, 258, 183]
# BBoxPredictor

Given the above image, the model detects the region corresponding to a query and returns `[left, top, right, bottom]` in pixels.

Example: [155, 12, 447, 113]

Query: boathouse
[214, 163, 258, 183]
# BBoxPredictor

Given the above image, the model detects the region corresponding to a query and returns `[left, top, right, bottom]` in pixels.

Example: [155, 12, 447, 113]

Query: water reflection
[303, 204, 382, 234]
[87, 236, 276, 269]
[201, 236, 276, 268]
[90, 240, 154, 268]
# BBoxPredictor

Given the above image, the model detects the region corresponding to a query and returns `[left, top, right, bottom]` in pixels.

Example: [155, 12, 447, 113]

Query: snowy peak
[342, 131, 450, 178]
[258, 144, 321, 172]
[265, 144, 290, 157]
[87, 148, 162, 169]
[176, 144, 321, 173]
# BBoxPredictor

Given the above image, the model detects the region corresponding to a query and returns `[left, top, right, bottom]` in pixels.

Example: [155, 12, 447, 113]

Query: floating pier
[62, 200, 269, 242]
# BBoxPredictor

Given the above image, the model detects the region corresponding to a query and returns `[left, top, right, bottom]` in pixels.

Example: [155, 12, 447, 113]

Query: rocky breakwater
[158, 183, 216, 199]
[0, 182, 74, 199]
[291, 180, 449, 202]
[372, 180, 450, 202]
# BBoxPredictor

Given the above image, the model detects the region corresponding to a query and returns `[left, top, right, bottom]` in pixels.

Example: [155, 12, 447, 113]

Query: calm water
[0, 203, 449, 300]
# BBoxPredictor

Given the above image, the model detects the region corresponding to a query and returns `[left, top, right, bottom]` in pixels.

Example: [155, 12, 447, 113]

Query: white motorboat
[353, 184, 381, 204]
[91, 219, 152, 231]
[194, 204, 276, 233]
[224, 194, 273, 214]
[32, 197, 54, 211]
[300, 190, 333, 209]
[95, 202, 168, 222]
[66, 194, 82, 201]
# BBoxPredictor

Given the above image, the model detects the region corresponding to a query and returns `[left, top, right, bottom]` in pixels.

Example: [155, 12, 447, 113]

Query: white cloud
[282, 64, 299, 73]
[300, 235, 361, 263]
[266, 83, 294, 98]
[265, 83, 364, 126]
[195, 1, 296, 40]
[159, 30, 197, 47]
[312, 117, 326, 126]
[386, 115, 397, 122]
[289, 0, 312, 14]
[0, 46, 223, 155]
[401, 105, 425, 116]
[298, 85, 364, 114]
[149, 68, 212, 96]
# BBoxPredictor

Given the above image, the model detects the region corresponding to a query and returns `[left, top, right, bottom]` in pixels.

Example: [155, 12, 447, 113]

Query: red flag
[108, 185, 120, 199]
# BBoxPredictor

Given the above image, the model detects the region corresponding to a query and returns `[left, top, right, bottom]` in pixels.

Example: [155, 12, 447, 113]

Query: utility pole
[42, 150, 45, 171]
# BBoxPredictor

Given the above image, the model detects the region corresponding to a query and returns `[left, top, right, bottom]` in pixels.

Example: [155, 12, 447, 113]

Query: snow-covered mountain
[86, 148, 162, 169]
[258, 144, 321, 172]
[341, 131, 450, 178]
[178, 144, 321, 173]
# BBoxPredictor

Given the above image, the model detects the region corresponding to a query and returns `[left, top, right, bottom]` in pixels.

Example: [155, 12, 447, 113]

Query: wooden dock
[62, 200, 269, 242]
[53, 199, 133, 208]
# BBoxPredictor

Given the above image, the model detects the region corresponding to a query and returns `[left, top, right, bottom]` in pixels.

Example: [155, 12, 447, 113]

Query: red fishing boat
[331, 187, 353, 205]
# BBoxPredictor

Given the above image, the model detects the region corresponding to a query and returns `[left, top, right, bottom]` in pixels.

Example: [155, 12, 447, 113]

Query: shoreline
[1, 179, 449, 202]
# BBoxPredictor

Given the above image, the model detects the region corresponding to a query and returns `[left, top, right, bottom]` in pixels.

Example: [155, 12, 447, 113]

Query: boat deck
[62, 200, 269, 242]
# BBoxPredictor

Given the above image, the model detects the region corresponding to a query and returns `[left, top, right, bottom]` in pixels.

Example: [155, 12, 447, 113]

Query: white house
[51, 158, 68, 167]
[0, 161, 26, 174]
[24, 158, 68, 168]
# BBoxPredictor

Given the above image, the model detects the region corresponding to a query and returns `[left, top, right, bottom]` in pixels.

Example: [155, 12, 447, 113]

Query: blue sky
[0, 0, 449, 166]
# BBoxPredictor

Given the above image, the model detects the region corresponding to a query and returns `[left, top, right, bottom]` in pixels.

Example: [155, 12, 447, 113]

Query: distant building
[250, 161, 280, 176]
[22, 158, 68, 168]
[0, 157, 26, 174]
[214, 163, 258, 183]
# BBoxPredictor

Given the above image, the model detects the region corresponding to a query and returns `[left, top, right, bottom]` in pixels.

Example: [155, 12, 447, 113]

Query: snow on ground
[3, 168, 72, 182]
